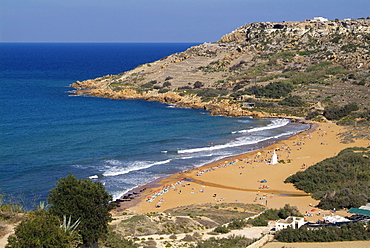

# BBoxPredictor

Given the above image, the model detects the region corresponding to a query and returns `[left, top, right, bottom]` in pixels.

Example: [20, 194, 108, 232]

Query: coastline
[114, 118, 311, 208]
[115, 121, 369, 221]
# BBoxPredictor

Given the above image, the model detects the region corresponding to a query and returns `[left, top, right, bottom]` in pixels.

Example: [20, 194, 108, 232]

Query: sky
[1, 0, 369, 43]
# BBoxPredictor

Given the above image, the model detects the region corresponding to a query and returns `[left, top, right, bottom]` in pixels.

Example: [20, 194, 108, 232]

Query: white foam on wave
[166, 105, 190, 109]
[232, 118, 290, 134]
[103, 159, 172, 177]
[178, 131, 296, 154]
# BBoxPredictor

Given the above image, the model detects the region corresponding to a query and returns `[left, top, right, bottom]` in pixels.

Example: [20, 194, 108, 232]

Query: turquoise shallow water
[0, 43, 309, 205]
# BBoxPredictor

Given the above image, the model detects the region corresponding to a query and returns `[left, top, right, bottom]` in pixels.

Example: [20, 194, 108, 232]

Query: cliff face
[70, 18, 370, 120]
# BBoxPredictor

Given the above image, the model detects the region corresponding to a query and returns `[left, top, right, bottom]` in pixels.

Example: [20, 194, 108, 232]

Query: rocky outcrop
[70, 81, 270, 117]
[70, 18, 370, 119]
[221, 19, 370, 43]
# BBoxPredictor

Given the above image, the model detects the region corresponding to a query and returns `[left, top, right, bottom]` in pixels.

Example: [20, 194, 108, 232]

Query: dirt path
[189, 178, 310, 196]
[0, 225, 14, 248]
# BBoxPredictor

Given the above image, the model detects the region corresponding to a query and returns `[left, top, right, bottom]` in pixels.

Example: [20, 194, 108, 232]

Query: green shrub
[306, 111, 321, 120]
[6, 211, 82, 248]
[48, 174, 112, 247]
[100, 227, 136, 248]
[249, 217, 268, 226]
[244, 81, 293, 99]
[275, 222, 370, 242]
[194, 235, 254, 248]
[159, 88, 170, 93]
[196, 88, 228, 98]
[228, 219, 246, 230]
[323, 103, 359, 120]
[285, 147, 370, 209]
[278, 95, 306, 107]
[214, 225, 230, 233]
[194, 81, 204, 89]
[163, 81, 171, 87]
[248, 204, 302, 226]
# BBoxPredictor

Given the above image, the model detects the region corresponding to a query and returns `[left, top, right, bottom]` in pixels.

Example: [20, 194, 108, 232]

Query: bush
[232, 82, 246, 92]
[194, 81, 204, 89]
[248, 217, 268, 226]
[214, 225, 230, 233]
[48, 174, 112, 247]
[244, 82, 293, 99]
[163, 81, 171, 87]
[248, 204, 302, 226]
[99, 227, 136, 248]
[141, 82, 155, 88]
[323, 103, 359, 120]
[285, 147, 370, 209]
[306, 111, 321, 120]
[159, 88, 170, 93]
[275, 222, 370, 242]
[228, 219, 246, 230]
[196, 88, 228, 98]
[6, 211, 81, 248]
[278, 95, 305, 107]
[195, 235, 254, 248]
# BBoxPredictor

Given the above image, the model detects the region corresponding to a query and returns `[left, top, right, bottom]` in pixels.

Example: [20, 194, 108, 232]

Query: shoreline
[114, 121, 369, 221]
[115, 119, 312, 207]
[115, 121, 312, 208]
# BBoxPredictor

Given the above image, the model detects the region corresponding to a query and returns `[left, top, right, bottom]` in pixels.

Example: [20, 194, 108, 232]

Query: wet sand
[118, 122, 369, 221]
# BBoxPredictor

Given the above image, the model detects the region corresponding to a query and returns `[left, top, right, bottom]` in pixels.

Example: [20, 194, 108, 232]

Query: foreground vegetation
[4, 174, 134, 248]
[248, 204, 302, 227]
[2, 148, 369, 247]
[275, 222, 370, 243]
[191, 235, 255, 248]
[285, 147, 370, 210]
[114, 203, 264, 237]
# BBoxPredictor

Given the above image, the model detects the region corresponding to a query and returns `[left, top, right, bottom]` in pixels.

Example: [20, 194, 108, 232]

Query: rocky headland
[70, 18, 370, 130]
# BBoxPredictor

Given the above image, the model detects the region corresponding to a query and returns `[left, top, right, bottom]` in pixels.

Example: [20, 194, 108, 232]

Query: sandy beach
[119, 121, 369, 222]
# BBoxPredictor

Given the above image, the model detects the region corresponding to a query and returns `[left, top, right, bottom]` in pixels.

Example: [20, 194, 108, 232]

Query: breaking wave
[232, 118, 290, 134]
[102, 159, 172, 177]
[178, 131, 295, 154]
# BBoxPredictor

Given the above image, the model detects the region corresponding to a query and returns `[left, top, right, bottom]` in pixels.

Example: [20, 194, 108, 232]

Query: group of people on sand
[147, 134, 322, 208]
[146, 180, 184, 203]
[196, 160, 237, 176]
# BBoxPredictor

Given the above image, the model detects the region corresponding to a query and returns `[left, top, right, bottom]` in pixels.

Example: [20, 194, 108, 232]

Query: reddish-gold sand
[125, 122, 369, 221]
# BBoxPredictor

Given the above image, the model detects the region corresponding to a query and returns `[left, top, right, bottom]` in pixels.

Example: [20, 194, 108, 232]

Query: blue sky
[1, 0, 369, 43]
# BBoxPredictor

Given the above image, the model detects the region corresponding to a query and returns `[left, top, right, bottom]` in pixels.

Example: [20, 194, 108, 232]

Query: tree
[6, 210, 81, 248]
[193, 81, 204, 89]
[48, 174, 112, 247]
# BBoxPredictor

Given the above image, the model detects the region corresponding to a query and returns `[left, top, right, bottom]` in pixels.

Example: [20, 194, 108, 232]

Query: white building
[275, 216, 307, 231]
[313, 17, 329, 22]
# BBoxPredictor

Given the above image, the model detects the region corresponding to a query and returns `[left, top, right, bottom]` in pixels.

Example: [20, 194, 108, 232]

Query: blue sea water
[0, 43, 310, 204]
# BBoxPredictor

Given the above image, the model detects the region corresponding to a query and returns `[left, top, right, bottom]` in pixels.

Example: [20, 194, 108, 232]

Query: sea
[0, 43, 310, 206]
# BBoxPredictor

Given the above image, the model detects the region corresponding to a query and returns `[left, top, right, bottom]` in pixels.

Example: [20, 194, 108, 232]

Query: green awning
[348, 208, 370, 217]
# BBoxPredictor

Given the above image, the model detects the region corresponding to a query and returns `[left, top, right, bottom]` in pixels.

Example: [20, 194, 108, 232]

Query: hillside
[70, 18, 370, 138]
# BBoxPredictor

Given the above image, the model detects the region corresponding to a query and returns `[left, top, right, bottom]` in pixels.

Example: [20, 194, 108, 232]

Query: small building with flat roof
[275, 216, 306, 231]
